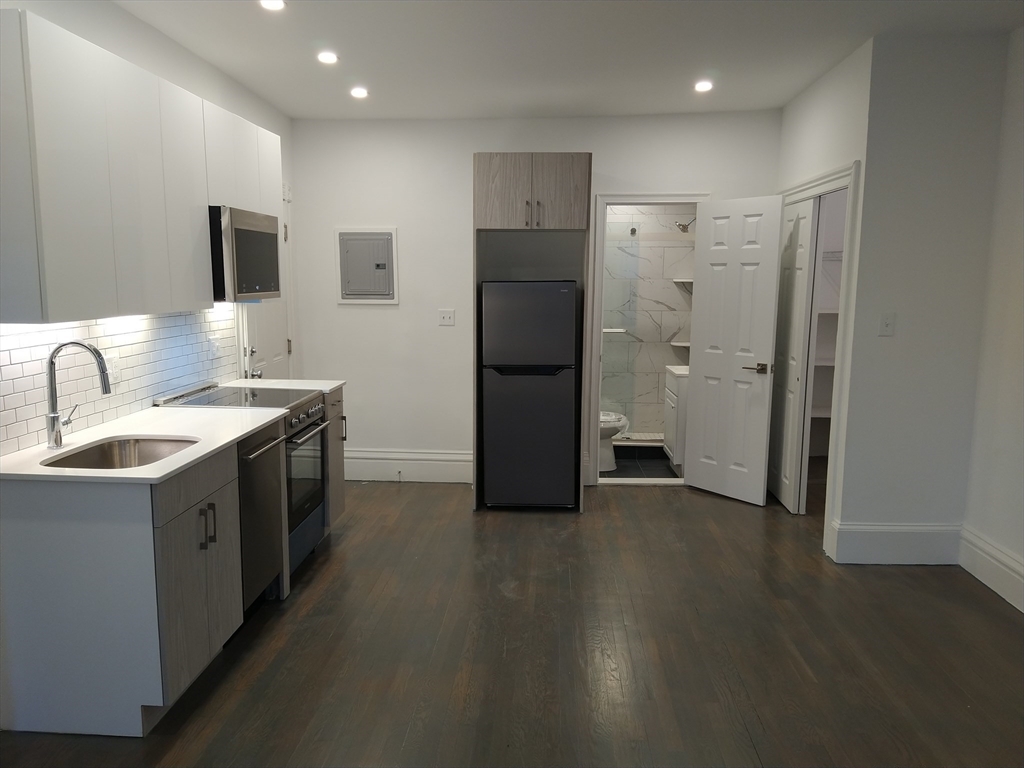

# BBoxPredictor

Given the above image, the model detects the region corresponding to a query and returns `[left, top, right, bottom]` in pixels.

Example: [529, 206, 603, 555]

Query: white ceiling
[117, 0, 1023, 120]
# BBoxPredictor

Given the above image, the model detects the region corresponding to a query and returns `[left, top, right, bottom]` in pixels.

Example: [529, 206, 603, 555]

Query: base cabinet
[154, 479, 242, 704]
[326, 385, 346, 528]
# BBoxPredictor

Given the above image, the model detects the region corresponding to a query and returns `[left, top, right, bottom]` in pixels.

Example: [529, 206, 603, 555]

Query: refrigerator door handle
[488, 366, 572, 376]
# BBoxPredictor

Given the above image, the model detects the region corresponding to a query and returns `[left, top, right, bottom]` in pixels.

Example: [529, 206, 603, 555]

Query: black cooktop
[175, 386, 318, 410]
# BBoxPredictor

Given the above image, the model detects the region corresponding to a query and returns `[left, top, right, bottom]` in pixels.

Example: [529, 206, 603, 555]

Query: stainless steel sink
[43, 438, 198, 469]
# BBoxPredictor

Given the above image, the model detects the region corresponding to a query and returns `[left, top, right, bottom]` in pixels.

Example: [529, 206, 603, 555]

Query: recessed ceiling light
[695, 80, 713, 92]
[351, 86, 368, 99]
[317, 51, 338, 64]
[259, 0, 285, 10]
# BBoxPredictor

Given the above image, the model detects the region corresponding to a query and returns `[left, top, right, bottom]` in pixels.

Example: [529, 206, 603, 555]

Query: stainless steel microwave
[209, 206, 280, 301]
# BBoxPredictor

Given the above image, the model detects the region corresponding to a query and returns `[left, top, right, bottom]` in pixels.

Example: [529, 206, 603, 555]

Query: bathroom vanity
[663, 365, 689, 478]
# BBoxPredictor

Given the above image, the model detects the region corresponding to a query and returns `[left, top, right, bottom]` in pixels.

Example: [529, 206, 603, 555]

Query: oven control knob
[298, 413, 308, 423]
[307, 406, 316, 418]
[290, 417, 300, 428]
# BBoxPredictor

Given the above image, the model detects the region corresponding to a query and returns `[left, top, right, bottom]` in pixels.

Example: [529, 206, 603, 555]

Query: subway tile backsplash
[0, 306, 237, 456]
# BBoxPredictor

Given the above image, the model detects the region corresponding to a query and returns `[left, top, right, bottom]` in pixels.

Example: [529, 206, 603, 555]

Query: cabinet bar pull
[536, 200, 541, 228]
[199, 508, 209, 550]
[525, 200, 531, 227]
[342, 415, 347, 441]
[208, 502, 217, 543]
[242, 434, 286, 461]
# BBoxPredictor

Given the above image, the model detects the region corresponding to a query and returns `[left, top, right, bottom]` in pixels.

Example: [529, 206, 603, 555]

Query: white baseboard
[344, 448, 472, 484]
[827, 520, 962, 564]
[959, 524, 1024, 612]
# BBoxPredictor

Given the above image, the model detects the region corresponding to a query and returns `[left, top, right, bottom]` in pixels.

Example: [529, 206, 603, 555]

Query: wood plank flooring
[2, 481, 1021, 767]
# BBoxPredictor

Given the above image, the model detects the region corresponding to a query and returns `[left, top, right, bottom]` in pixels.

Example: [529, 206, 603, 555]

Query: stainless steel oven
[285, 400, 329, 571]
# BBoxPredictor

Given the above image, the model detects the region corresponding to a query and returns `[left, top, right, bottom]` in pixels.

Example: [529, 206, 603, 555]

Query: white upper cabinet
[257, 128, 283, 218]
[160, 81, 214, 311]
[3, 11, 119, 323]
[203, 101, 261, 214]
[0, 10, 282, 323]
[102, 51, 173, 316]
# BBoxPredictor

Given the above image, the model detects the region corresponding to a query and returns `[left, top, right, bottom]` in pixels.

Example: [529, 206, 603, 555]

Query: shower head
[675, 218, 696, 233]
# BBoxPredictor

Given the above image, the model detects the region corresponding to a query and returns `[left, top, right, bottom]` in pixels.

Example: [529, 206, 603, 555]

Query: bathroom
[598, 203, 695, 481]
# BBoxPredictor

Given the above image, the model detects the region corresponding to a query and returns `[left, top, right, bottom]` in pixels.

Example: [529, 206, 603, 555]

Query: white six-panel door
[767, 199, 817, 513]
[684, 196, 783, 506]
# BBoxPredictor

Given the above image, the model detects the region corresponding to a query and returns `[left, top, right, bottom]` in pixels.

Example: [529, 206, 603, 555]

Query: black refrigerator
[480, 280, 578, 507]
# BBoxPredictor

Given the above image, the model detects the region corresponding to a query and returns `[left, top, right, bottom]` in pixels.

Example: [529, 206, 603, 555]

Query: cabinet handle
[199, 508, 209, 550]
[342, 415, 347, 442]
[525, 200, 531, 227]
[536, 200, 541, 228]
[208, 502, 218, 544]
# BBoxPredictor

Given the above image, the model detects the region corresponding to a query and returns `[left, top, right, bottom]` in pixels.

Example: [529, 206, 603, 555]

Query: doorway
[587, 194, 708, 486]
[768, 187, 848, 516]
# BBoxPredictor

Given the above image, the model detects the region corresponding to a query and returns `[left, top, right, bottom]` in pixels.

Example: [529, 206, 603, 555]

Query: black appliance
[209, 206, 280, 301]
[480, 280, 578, 507]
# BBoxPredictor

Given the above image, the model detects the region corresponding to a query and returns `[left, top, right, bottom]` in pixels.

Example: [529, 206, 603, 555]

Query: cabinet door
[257, 127, 282, 218]
[102, 52, 172, 315]
[154, 505, 210, 705]
[203, 101, 260, 212]
[205, 480, 243, 652]
[531, 153, 591, 229]
[326, 390, 345, 527]
[664, 390, 677, 460]
[160, 80, 213, 311]
[473, 152, 532, 229]
[25, 13, 118, 322]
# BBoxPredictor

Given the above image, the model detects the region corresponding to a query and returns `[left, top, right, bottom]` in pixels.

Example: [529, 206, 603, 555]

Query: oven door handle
[241, 434, 287, 462]
[289, 421, 329, 446]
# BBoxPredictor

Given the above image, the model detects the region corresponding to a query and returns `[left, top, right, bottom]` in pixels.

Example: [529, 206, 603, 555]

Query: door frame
[777, 161, 862, 557]
[584, 192, 710, 486]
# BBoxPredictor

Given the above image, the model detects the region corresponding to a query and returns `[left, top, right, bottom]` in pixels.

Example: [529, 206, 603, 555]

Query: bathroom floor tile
[600, 459, 644, 479]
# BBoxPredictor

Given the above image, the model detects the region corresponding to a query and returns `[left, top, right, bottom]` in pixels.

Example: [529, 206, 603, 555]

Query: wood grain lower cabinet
[326, 386, 346, 528]
[153, 477, 242, 705]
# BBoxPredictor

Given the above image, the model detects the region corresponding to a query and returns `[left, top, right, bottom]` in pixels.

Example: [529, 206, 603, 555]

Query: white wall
[960, 28, 1024, 610]
[832, 34, 1008, 563]
[291, 112, 781, 480]
[778, 41, 872, 191]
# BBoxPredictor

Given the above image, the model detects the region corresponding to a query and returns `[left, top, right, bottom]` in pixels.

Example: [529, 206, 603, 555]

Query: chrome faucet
[46, 341, 111, 449]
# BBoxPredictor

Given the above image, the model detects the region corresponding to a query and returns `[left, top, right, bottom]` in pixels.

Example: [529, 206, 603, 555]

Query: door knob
[742, 363, 769, 374]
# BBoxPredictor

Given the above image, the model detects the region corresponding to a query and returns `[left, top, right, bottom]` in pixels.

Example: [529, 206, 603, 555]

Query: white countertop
[0, 406, 286, 484]
[224, 378, 345, 392]
[666, 365, 690, 377]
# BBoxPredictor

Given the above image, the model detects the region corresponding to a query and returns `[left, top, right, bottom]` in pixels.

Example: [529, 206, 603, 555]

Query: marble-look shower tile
[605, 221, 638, 242]
[630, 402, 665, 434]
[604, 245, 640, 279]
[663, 245, 695, 279]
[635, 277, 691, 312]
[602, 309, 662, 343]
[602, 279, 637, 313]
[600, 341, 629, 371]
[636, 245, 667, 279]
[599, 399, 627, 417]
[628, 342, 685, 373]
[601, 372, 661, 404]
[660, 311, 691, 343]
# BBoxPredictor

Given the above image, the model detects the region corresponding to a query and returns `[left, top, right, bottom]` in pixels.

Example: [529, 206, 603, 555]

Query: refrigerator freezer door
[482, 368, 576, 506]
[481, 281, 576, 367]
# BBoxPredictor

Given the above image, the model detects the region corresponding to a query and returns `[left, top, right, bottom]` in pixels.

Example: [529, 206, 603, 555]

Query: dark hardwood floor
[2, 481, 1022, 767]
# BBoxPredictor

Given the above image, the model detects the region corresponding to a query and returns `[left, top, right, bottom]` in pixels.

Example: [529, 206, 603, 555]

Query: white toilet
[599, 411, 629, 472]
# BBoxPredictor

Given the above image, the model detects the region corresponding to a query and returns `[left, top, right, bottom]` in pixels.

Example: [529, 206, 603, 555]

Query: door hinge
[287, 338, 292, 355]
[283, 223, 288, 243]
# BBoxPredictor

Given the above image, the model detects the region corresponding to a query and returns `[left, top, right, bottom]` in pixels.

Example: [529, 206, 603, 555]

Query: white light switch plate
[106, 350, 121, 384]
[208, 334, 221, 358]
[439, 309, 455, 326]
[879, 312, 896, 337]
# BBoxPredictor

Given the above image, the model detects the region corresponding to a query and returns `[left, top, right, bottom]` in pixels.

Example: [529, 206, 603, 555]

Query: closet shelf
[811, 407, 832, 418]
[814, 358, 835, 367]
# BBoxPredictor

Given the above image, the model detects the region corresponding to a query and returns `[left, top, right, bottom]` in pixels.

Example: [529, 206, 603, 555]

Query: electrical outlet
[208, 334, 221, 358]
[439, 309, 455, 326]
[106, 350, 121, 384]
[879, 312, 896, 337]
